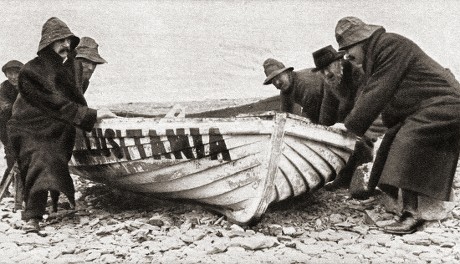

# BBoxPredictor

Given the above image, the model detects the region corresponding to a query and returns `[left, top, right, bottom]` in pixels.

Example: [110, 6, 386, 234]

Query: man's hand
[96, 108, 117, 120]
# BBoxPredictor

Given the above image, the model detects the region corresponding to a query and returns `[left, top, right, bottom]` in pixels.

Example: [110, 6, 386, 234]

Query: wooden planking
[284, 119, 356, 152]
[273, 167, 294, 201]
[115, 153, 263, 193]
[277, 153, 308, 197]
[282, 138, 334, 188]
[71, 134, 268, 166]
[112, 139, 268, 184]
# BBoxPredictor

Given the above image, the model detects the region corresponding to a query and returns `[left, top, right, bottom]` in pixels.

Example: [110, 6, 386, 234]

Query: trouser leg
[402, 188, 418, 214]
[13, 165, 23, 211]
[22, 190, 48, 221]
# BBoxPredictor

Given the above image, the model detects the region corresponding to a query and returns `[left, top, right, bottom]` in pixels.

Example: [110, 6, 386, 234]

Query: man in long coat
[262, 56, 376, 193]
[0, 60, 23, 194]
[310, 45, 387, 192]
[8, 17, 114, 233]
[335, 16, 460, 234]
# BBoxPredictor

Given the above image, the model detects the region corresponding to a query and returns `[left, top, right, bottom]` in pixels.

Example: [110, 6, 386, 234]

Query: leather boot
[383, 211, 424, 235]
[23, 218, 40, 233]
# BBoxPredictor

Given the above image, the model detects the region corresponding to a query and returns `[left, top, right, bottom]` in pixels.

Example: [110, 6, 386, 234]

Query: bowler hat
[335, 16, 383, 51]
[38, 17, 80, 54]
[262, 58, 293, 85]
[2, 60, 24, 73]
[311, 45, 344, 72]
[76, 37, 107, 64]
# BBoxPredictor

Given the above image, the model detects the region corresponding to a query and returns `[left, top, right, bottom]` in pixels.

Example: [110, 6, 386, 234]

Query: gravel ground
[0, 167, 459, 263]
[1, 100, 459, 263]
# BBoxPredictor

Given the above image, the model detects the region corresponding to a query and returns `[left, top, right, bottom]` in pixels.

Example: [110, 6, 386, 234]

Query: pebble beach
[0, 100, 459, 264]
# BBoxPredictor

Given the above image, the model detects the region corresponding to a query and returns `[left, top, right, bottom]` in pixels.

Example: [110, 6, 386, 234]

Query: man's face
[51, 37, 72, 60]
[320, 60, 343, 88]
[344, 43, 365, 66]
[5, 68, 20, 86]
[271, 71, 292, 93]
[79, 59, 98, 82]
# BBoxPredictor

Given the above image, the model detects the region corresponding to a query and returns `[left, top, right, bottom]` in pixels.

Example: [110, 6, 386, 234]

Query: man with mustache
[7, 17, 115, 233]
[311, 45, 386, 193]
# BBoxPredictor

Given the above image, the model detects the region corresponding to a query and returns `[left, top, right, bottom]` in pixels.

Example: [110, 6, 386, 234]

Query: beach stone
[100, 254, 118, 263]
[282, 226, 296, 236]
[402, 233, 432, 246]
[160, 236, 186, 251]
[268, 224, 283, 236]
[230, 224, 245, 232]
[230, 235, 278, 250]
[440, 241, 456, 248]
[206, 241, 228, 254]
[297, 243, 327, 255]
[349, 162, 372, 198]
[300, 237, 316, 244]
[148, 218, 164, 227]
[85, 250, 102, 261]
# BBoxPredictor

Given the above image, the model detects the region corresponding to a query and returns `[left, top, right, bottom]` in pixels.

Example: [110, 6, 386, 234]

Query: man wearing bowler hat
[74, 36, 107, 94]
[311, 45, 386, 193]
[335, 16, 460, 234]
[262, 58, 334, 124]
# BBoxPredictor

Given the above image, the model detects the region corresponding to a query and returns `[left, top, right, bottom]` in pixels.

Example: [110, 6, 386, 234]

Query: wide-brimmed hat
[335, 16, 383, 51]
[2, 60, 24, 73]
[75, 37, 107, 64]
[311, 45, 345, 72]
[262, 58, 293, 85]
[38, 17, 80, 54]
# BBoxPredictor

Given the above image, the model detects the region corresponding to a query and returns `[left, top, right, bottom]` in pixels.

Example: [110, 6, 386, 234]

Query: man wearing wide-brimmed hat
[262, 58, 329, 124]
[335, 16, 460, 234]
[74, 37, 107, 94]
[7, 17, 115, 233]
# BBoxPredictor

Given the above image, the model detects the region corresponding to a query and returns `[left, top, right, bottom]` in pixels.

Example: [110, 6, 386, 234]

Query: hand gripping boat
[69, 111, 356, 225]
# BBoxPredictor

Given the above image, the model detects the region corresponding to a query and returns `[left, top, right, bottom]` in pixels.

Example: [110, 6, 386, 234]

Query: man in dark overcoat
[310, 45, 387, 193]
[7, 17, 115, 233]
[262, 58, 337, 124]
[335, 16, 460, 234]
[262, 56, 377, 193]
[0, 60, 23, 202]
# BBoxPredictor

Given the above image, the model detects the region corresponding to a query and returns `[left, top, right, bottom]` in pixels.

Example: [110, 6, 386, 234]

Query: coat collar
[38, 47, 66, 67]
[363, 27, 386, 74]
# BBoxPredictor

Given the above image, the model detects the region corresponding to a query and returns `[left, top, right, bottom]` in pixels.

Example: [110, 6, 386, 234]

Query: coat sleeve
[18, 66, 97, 132]
[344, 35, 414, 136]
[280, 92, 293, 113]
[0, 84, 13, 121]
[318, 88, 339, 126]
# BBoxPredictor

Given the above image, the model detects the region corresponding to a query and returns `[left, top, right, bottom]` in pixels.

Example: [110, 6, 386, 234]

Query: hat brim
[76, 53, 107, 64]
[338, 24, 382, 51]
[311, 52, 345, 72]
[263, 67, 293, 85]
